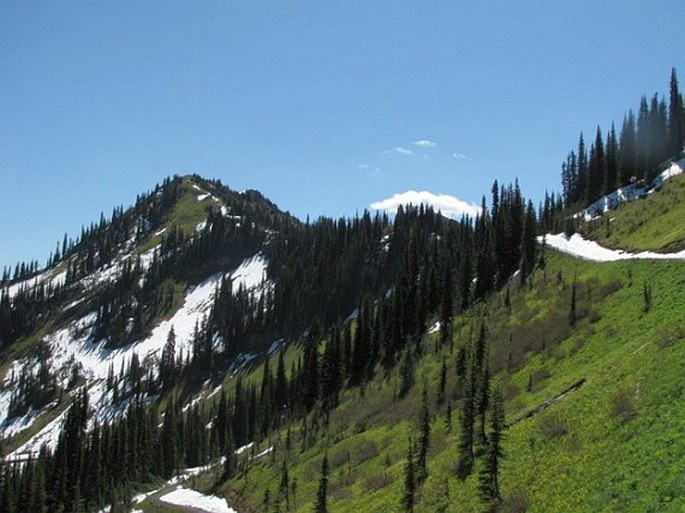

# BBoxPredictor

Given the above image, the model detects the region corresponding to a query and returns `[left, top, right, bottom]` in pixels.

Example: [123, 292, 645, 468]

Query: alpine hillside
[1, 72, 685, 513]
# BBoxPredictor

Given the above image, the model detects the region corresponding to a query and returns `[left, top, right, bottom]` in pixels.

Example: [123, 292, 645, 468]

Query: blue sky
[1, 1, 683, 268]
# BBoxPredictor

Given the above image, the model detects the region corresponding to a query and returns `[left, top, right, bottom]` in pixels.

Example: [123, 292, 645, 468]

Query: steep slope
[578, 154, 685, 253]
[1, 170, 683, 513]
[0, 177, 543, 513]
[185, 247, 684, 513]
[0, 175, 288, 458]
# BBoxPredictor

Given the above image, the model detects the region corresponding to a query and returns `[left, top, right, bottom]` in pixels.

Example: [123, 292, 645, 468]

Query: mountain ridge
[1, 156, 684, 512]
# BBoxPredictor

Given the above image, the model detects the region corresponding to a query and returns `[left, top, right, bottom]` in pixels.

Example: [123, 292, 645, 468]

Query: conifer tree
[417, 385, 431, 482]
[479, 388, 505, 509]
[160, 327, 176, 390]
[605, 123, 619, 194]
[669, 68, 684, 155]
[279, 458, 289, 505]
[398, 347, 414, 398]
[457, 349, 476, 478]
[437, 358, 447, 405]
[222, 429, 235, 481]
[314, 453, 329, 513]
[401, 438, 415, 513]
[440, 264, 453, 344]
[577, 133, 588, 203]
[619, 111, 637, 185]
[569, 279, 577, 326]
[275, 349, 288, 412]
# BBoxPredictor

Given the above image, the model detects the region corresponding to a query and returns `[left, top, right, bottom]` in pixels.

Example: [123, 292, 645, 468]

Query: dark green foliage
[314, 453, 329, 513]
[457, 357, 476, 478]
[401, 438, 415, 513]
[642, 281, 652, 313]
[437, 357, 447, 405]
[569, 280, 577, 326]
[561, 69, 684, 209]
[398, 347, 415, 399]
[479, 388, 505, 509]
[416, 385, 431, 482]
[669, 68, 684, 155]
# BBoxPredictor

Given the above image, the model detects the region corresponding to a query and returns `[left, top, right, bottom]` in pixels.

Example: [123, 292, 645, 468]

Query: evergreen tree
[275, 349, 288, 411]
[569, 279, 577, 327]
[479, 388, 505, 509]
[576, 133, 588, 203]
[669, 68, 684, 155]
[222, 429, 236, 481]
[160, 327, 176, 390]
[457, 348, 476, 478]
[314, 453, 329, 513]
[561, 151, 578, 206]
[401, 438, 415, 513]
[417, 385, 431, 482]
[279, 458, 289, 505]
[398, 347, 414, 398]
[619, 111, 637, 185]
[437, 358, 447, 405]
[160, 400, 178, 478]
[605, 123, 619, 194]
[586, 127, 605, 203]
[440, 265, 454, 344]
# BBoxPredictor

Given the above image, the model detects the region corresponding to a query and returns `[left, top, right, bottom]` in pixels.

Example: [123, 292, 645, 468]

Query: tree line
[561, 68, 684, 208]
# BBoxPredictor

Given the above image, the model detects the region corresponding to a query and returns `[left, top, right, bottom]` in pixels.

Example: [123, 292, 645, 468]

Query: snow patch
[254, 445, 274, 459]
[229, 253, 270, 291]
[428, 321, 441, 335]
[0, 407, 41, 439]
[159, 488, 237, 513]
[3, 253, 269, 448]
[268, 339, 285, 355]
[345, 309, 359, 323]
[541, 233, 685, 262]
[10, 407, 69, 458]
[581, 157, 685, 221]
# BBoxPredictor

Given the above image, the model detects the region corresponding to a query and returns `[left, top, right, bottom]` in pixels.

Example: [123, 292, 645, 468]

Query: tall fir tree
[669, 68, 684, 155]
[478, 388, 505, 510]
[416, 385, 431, 482]
[314, 453, 329, 513]
[619, 111, 637, 185]
[401, 438, 415, 513]
[605, 123, 619, 194]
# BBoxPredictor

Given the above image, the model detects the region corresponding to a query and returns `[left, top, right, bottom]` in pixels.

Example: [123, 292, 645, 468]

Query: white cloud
[370, 190, 481, 219]
[385, 147, 416, 156]
[413, 139, 436, 148]
[358, 164, 370, 170]
[453, 152, 471, 160]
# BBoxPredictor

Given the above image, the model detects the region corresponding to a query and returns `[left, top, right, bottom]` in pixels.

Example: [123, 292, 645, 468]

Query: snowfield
[10, 407, 70, 456]
[160, 487, 237, 513]
[1, 253, 271, 454]
[1, 265, 66, 300]
[547, 155, 685, 262]
[581, 156, 685, 221]
[542, 233, 685, 262]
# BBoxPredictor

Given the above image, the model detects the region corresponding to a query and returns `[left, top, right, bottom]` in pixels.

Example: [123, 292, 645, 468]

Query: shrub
[501, 489, 529, 513]
[537, 413, 568, 440]
[352, 439, 379, 464]
[655, 327, 684, 349]
[363, 471, 393, 491]
[611, 389, 637, 423]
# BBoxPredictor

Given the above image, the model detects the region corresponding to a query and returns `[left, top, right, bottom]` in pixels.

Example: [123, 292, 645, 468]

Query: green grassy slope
[168, 250, 685, 513]
[136, 177, 223, 254]
[580, 171, 685, 253]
